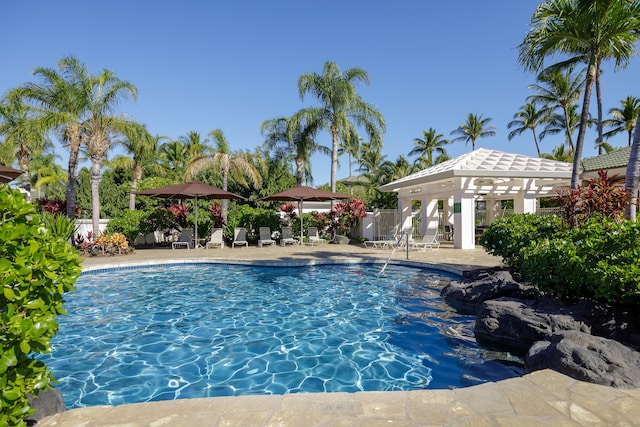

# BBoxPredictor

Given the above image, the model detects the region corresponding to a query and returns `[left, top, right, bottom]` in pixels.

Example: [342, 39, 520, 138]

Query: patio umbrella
[0, 165, 23, 184]
[260, 186, 350, 240]
[136, 181, 246, 247]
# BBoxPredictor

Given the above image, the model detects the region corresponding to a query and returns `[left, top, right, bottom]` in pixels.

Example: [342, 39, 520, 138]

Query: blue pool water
[41, 263, 523, 408]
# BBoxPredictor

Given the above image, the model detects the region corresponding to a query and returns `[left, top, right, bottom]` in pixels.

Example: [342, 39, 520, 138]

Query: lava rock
[25, 388, 65, 425]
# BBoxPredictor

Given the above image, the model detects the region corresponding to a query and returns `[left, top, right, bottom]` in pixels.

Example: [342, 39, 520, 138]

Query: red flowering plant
[327, 198, 366, 238]
[167, 204, 189, 228]
[35, 197, 67, 214]
[210, 202, 224, 228]
[279, 203, 298, 225]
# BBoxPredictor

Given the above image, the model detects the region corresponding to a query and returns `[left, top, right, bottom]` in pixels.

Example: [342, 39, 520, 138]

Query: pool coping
[37, 246, 640, 426]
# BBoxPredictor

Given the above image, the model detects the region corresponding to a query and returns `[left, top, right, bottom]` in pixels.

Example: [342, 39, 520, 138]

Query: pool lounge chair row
[363, 226, 440, 251]
[172, 226, 327, 249]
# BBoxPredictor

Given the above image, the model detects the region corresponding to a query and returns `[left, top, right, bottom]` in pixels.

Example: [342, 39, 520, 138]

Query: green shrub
[0, 186, 81, 426]
[39, 212, 76, 241]
[480, 214, 566, 268]
[106, 209, 148, 244]
[521, 217, 640, 305]
[226, 205, 280, 243]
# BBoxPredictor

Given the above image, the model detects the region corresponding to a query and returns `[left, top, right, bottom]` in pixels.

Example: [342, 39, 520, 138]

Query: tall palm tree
[297, 61, 385, 192]
[541, 144, 575, 162]
[409, 128, 451, 167]
[30, 150, 67, 199]
[450, 113, 496, 150]
[261, 113, 329, 186]
[0, 93, 48, 192]
[81, 68, 138, 236]
[604, 96, 640, 146]
[159, 139, 189, 178]
[119, 124, 167, 210]
[626, 114, 640, 220]
[16, 55, 91, 219]
[527, 65, 585, 152]
[539, 103, 587, 153]
[519, 0, 640, 189]
[338, 129, 362, 176]
[179, 130, 213, 167]
[507, 102, 549, 157]
[188, 129, 262, 221]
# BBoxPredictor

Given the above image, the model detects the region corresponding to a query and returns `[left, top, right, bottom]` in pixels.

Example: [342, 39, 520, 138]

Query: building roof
[379, 148, 572, 192]
[582, 146, 631, 172]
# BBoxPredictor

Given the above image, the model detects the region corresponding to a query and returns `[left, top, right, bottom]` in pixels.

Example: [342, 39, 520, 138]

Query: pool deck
[38, 243, 640, 426]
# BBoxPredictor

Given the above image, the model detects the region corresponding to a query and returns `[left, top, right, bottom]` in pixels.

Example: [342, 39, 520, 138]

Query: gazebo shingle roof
[582, 146, 631, 172]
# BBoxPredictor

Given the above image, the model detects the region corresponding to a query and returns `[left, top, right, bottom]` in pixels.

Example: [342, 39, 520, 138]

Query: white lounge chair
[232, 227, 248, 248]
[258, 227, 276, 247]
[205, 228, 224, 249]
[411, 227, 440, 251]
[363, 225, 400, 249]
[306, 227, 327, 245]
[172, 228, 193, 250]
[280, 226, 299, 246]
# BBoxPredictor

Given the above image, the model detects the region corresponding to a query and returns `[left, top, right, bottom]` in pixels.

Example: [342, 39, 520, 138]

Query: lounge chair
[258, 227, 276, 247]
[172, 228, 193, 250]
[363, 225, 400, 249]
[232, 227, 248, 248]
[205, 228, 224, 249]
[411, 227, 440, 251]
[280, 226, 299, 246]
[306, 227, 327, 245]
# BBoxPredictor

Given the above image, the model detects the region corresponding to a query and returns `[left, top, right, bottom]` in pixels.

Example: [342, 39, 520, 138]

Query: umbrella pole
[195, 196, 198, 248]
[299, 200, 303, 244]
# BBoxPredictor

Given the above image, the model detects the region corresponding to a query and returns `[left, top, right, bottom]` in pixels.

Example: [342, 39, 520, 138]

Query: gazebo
[379, 148, 572, 249]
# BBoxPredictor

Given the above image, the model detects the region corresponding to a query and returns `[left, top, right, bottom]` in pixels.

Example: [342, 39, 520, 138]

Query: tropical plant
[626, 114, 640, 220]
[450, 113, 496, 150]
[539, 103, 586, 153]
[604, 96, 640, 146]
[261, 113, 329, 185]
[527, 64, 585, 152]
[507, 102, 548, 157]
[409, 128, 451, 167]
[519, 0, 640, 188]
[106, 209, 148, 244]
[297, 61, 385, 192]
[0, 187, 81, 427]
[39, 212, 76, 241]
[188, 129, 261, 221]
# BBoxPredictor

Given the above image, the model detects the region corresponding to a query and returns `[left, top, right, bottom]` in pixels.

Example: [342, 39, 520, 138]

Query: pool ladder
[378, 230, 411, 276]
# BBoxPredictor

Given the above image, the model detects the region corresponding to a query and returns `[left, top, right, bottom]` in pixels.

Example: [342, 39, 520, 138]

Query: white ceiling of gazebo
[379, 148, 572, 196]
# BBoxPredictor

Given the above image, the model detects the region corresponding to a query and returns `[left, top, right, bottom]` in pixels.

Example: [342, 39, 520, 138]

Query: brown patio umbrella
[260, 186, 351, 239]
[136, 181, 246, 247]
[0, 165, 23, 184]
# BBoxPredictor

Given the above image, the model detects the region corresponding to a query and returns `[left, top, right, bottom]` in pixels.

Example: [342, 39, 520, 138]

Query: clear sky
[2, 1, 639, 186]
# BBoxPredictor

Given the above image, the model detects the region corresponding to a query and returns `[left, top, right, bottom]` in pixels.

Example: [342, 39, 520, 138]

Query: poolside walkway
[39, 243, 640, 426]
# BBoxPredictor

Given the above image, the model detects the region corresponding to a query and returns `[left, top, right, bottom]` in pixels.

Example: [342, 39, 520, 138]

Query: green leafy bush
[226, 205, 280, 243]
[480, 214, 566, 268]
[521, 217, 640, 305]
[39, 212, 76, 241]
[106, 209, 148, 244]
[0, 186, 81, 426]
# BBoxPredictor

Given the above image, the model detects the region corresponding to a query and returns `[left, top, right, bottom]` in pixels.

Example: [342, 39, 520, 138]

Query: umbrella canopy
[260, 186, 350, 240]
[0, 165, 23, 184]
[136, 181, 246, 247]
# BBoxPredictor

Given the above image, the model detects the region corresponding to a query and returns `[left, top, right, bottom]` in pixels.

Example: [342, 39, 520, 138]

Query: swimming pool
[41, 263, 523, 408]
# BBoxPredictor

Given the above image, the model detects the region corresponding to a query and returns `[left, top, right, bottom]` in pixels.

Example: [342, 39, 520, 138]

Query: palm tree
[539, 103, 586, 153]
[297, 61, 385, 192]
[519, 0, 640, 189]
[527, 65, 585, 152]
[30, 150, 67, 199]
[81, 68, 138, 236]
[541, 144, 574, 162]
[338, 129, 362, 176]
[159, 139, 189, 178]
[179, 130, 213, 166]
[16, 55, 91, 219]
[261, 113, 329, 186]
[119, 124, 167, 209]
[507, 102, 549, 157]
[626, 114, 640, 220]
[604, 96, 640, 146]
[188, 129, 262, 221]
[0, 93, 48, 192]
[450, 113, 496, 150]
[409, 128, 451, 167]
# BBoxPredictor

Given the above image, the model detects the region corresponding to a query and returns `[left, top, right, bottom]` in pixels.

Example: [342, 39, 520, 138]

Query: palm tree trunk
[90, 157, 102, 237]
[330, 126, 339, 193]
[221, 164, 229, 222]
[595, 64, 604, 155]
[532, 130, 541, 157]
[66, 137, 81, 219]
[129, 165, 142, 210]
[625, 114, 640, 221]
[295, 156, 303, 186]
[562, 104, 575, 152]
[571, 63, 596, 189]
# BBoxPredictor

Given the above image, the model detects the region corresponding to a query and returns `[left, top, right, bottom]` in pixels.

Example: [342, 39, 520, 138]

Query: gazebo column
[514, 179, 537, 214]
[487, 198, 501, 225]
[421, 197, 439, 236]
[453, 188, 476, 249]
[398, 197, 413, 232]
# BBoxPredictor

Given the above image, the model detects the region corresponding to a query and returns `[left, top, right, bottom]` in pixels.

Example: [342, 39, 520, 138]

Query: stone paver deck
[38, 243, 640, 426]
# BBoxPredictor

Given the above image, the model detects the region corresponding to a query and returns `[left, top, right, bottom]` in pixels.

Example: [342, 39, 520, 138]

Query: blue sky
[2, 1, 639, 186]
